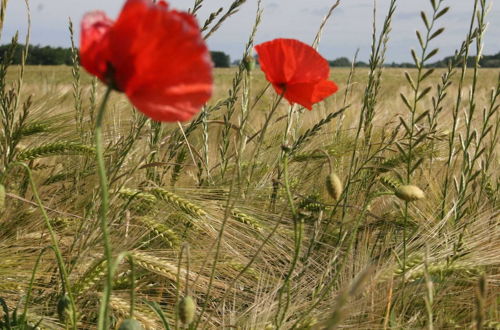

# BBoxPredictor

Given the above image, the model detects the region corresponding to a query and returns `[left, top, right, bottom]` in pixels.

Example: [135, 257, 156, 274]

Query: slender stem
[129, 257, 136, 319]
[13, 163, 77, 329]
[275, 152, 303, 328]
[22, 246, 52, 322]
[95, 87, 113, 330]
[291, 205, 369, 329]
[174, 245, 185, 330]
[206, 214, 282, 327]
[195, 173, 237, 328]
[246, 92, 285, 191]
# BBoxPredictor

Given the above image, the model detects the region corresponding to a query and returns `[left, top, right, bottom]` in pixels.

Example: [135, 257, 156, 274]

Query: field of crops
[0, 0, 499, 329]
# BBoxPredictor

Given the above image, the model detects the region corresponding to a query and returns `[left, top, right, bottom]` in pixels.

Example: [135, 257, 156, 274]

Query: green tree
[210, 51, 231, 68]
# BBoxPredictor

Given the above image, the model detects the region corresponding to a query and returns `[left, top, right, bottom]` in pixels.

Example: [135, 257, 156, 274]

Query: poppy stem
[275, 152, 303, 328]
[95, 87, 113, 330]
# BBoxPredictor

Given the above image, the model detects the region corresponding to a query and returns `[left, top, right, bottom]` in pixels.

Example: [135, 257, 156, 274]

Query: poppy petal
[255, 38, 338, 109]
[255, 39, 296, 85]
[285, 80, 338, 110]
[80, 11, 113, 82]
[128, 82, 212, 122]
[110, 0, 212, 121]
[311, 79, 338, 104]
[255, 39, 330, 85]
[80, 0, 212, 122]
[106, 0, 151, 90]
[278, 39, 330, 84]
[282, 83, 316, 110]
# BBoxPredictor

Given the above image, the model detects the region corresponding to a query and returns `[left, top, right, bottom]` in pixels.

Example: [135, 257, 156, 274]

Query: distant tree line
[0, 44, 232, 68]
[329, 57, 369, 68]
[428, 53, 500, 68]
[0, 44, 73, 65]
[210, 51, 231, 68]
[2, 44, 500, 68]
[328, 53, 500, 68]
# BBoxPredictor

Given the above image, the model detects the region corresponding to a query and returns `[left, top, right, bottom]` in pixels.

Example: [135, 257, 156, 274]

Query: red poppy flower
[255, 38, 338, 110]
[80, 0, 213, 122]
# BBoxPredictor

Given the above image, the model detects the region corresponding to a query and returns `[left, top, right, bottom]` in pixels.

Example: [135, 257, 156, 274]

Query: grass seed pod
[178, 296, 196, 325]
[395, 185, 425, 202]
[0, 184, 5, 211]
[326, 173, 343, 200]
[118, 318, 144, 330]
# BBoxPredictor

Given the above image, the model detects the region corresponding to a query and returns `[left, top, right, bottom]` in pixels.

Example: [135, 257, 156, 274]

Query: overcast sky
[2, 0, 500, 63]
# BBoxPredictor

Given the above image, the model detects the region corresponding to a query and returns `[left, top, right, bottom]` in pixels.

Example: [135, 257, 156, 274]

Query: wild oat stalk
[453, 0, 496, 224]
[218, 3, 260, 180]
[203, 0, 247, 40]
[440, 0, 480, 219]
[361, 0, 396, 145]
[236, 0, 262, 185]
[69, 18, 83, 139]
[399, 0, 449, 307]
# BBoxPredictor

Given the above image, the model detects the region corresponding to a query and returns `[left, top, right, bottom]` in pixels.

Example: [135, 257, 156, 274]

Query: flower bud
[325, 173, 342, 200]
[395, 185, 425, 202]
[178, 296, 196, 325]
[57, 294, 71, 322]
[118, 318, 144, 330]
[281, 144, 292, 153]
[243, 55, 255, 72]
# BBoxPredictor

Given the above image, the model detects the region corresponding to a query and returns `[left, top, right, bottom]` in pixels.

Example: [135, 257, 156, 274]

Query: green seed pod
[395, 185, 425, 202]
[118, 318, 144, 330]
[57, 294, 71, 322]
[178, 296, 196, 325]
[0, 184, 5, 211]
[243, 55, 255, 72]
[325, 173, 342, 200]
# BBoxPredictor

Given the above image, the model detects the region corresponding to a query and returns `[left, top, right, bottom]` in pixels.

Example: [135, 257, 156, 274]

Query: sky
[2, 0, 500, 63]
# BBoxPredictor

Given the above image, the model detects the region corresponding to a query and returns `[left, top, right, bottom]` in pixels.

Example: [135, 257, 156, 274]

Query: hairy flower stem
[275, 152, 303, 328]
[95, 87, 113, 330]
[13, 163, 77, 329]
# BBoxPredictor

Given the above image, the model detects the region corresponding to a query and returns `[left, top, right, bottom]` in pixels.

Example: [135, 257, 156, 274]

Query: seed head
[326, 173, 342, 200]
[178, 296, 196, 325]
[395, 185, 425, 202]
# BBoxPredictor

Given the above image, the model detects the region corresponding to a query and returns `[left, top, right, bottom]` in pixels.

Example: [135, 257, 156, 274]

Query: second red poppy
[255, 38, 338, 110]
